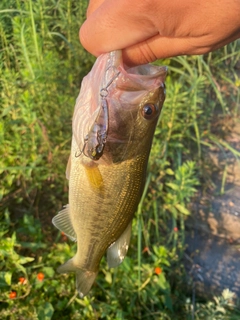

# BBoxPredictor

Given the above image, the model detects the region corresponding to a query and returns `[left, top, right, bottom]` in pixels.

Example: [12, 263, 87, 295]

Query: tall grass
[0, 0, 240, 319]
[0, 0, 94, 209]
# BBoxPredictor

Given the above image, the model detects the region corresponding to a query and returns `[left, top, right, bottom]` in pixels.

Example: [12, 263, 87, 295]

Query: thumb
[80, 0, 158, 58]
[86, 0, 105, 17]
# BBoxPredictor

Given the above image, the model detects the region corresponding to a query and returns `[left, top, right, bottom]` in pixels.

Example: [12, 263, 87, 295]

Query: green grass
[0, 0, 240, 319]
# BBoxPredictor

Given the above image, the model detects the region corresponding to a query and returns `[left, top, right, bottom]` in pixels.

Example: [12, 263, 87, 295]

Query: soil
[184, 116, 240, 299]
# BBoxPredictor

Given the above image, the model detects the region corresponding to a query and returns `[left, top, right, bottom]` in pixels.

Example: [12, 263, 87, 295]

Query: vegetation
[0, 0, 239, 319]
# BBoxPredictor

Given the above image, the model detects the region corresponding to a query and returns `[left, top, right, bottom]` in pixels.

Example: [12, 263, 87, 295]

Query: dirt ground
[184, 116, 240, 299]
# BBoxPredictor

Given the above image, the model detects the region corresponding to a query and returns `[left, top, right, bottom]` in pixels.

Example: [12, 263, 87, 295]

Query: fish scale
[69, 154, 145, 272]
[52, 50, 167, 297]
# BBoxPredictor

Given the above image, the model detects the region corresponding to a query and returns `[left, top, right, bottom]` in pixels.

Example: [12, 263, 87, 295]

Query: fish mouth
[108, 50, 167, 90]
[127, 64, 167, 79]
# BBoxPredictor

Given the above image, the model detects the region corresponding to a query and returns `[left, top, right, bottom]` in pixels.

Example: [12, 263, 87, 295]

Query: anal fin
[107, 221, 132, 268]
[52, 205, 77, 241]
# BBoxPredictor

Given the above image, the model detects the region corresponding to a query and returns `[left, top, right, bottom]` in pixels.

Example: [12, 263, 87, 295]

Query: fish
[52, 50, 167, 297]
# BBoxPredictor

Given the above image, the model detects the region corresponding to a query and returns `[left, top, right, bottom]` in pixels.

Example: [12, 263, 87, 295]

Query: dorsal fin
[107, 221, 132, 268]
[52, 205, 77, 241]
[66, 156, 71, 180]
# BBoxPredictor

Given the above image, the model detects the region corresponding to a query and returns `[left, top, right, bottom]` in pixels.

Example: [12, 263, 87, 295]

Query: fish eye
[141, 103, 159, 120]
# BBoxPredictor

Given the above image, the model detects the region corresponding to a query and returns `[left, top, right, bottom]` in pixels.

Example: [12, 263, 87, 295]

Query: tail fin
[57, 258, 98, 298]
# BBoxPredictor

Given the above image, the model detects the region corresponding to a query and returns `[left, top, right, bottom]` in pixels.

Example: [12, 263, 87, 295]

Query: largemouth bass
[52, 50, 167, 297]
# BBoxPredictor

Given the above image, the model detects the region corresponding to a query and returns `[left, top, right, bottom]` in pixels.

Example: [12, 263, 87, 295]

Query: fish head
[105, 60, 166, 163]
[72, 51, 167, 164]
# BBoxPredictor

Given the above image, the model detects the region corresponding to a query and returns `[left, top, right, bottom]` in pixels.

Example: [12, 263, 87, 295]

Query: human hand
[79, 0, 240, 66]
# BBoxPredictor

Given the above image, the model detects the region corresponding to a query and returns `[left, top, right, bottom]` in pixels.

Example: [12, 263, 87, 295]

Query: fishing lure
[78, 71, 120, 160]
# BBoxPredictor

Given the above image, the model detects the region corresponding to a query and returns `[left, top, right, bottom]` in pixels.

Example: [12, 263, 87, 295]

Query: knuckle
[138, 41, 159, 64]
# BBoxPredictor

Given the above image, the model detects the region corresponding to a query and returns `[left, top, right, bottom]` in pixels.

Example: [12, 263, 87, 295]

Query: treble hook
[75, 135, 88, 158]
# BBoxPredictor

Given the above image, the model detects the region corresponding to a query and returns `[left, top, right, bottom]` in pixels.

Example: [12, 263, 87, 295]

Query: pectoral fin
[52, 205, 77, 241]
[107, 221, 132, 268]
[84, 164, 104, 190]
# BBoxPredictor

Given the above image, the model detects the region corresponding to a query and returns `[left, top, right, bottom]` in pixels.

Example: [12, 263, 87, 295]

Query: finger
[80, 0, 158, 56]
[122, 35, 214, 66]
[121, 31, 240, 66]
